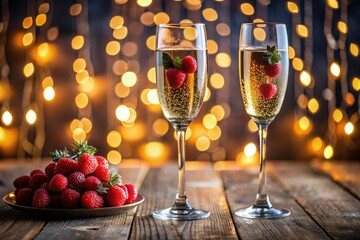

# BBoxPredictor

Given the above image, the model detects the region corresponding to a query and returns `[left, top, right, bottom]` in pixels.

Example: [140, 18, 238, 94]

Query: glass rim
[241, 22, 286, 27]
[158, 23, 205, 27]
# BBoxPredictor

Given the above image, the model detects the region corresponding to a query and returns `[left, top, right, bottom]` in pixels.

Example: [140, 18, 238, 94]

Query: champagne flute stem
[174, 128, 189, 207]
[255, 123, 272, 208]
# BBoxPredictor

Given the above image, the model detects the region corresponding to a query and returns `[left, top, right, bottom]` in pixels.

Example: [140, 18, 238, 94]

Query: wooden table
[0, 159, 359, 239]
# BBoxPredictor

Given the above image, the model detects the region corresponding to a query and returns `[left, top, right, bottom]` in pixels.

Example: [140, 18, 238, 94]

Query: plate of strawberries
[2, 141, 144, 218]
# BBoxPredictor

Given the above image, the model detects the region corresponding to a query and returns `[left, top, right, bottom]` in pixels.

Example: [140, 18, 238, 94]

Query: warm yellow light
[23, 17, 33, 29]
[211, 105, 225, 121]
[215, 52, 231, 68]
[115, 105, 130, 121]
[146, 67, 156, 84]
[297, 94, 308, 109]
[153, 12, 170, 25]
[37, 43, 49, 58]
[300, 70, 311, 87]
[122, 42, 138, 57]
[323, 145, 334, 159]
[180, 19, 193, 24]
[122, 71, 137, 87]
[72, 35, 84, 50]
[35, 14, 46, 26]
[112, 60, 128, 76]
[70, 119, 82, 132]
[203, 114, 217, 130]
[210, 73, 225, 89]
[26, 109, 37, 125]
[42, 76, 54, 89]
[344, 122, 354, 135]
[207, 39, 218, 55]
[345, 92, 355, 106]
[23, 63, 35, 77]
[216, 23, 231, 37]
[143, 142, 166, 160]
[207, 125, 221, 141]
[123, 107, 137, 124]
[75, 93, 89, 109]
[43, 86, 55, 101]
[288, 46, 295, 59]
[47, 27, 59, 41]
[312, 137, 323, 151]
[196, 136, 210, 151]
[76, 70, 89, 84]
[204, 87, 211, 102]
[106, 41, 120, 56]
[253, 28, 266, 41]
[308, 98, 319, 114]
[292, 57, 304, 71]
[352, 77, 360, 91]
[137, 0, 152, 7]
[147, 89, 159, 104]
[22, 32, 34, 46]
[79, 77, 95, 93]
[240, 3, 254, 15]
[107, 150, 122, 164]
[153, 118, 169, 136]
[38, 3, 49, 14]
[109, 16, 124, 29]
[296, 24, 308, 38]
[202, 8, 218, 22]
[73, 128, 86, 142]
[350, 43, 359, 57]
[327, 0, 339, 9]
[70, 3, 82, 16]
[140, 12, 154, 26]
[333, 109, 343, 123]
[330, 62, 340, 77]
[115, 0, 128, 4]
[287, 1, 299, 13]
[73, 58, 86, 72]
[337, 21, 347, 34]
[107, 130, 122, 148]
[183, 27, 197, 41]
[247, 119, 258, 132]
[146, 35, 156, 51]
[114, 82, 130, 98]
[299, 116, 311, 131]
[81, 118, 92, 133]
[141, 89, 150, 105]
[2, 111, 13, 126]
[244, 143, 257, 157]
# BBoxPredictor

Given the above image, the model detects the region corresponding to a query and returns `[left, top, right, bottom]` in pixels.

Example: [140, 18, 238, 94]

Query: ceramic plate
[3, 192, 144, 219]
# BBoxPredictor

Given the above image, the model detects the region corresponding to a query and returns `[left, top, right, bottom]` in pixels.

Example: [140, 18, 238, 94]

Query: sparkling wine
[239, 48, 288, 123]
[156, 49, 207, 126]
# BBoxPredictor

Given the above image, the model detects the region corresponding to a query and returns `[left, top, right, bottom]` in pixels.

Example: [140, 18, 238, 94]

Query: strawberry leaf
[263, 45, 281, 65]
[162, 52, 174, 69]
[173, 56, 182, 69]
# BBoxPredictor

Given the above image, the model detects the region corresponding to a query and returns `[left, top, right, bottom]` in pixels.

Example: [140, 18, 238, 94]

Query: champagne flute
[152, 23, 210, 220]
[235, 22, 291, 218]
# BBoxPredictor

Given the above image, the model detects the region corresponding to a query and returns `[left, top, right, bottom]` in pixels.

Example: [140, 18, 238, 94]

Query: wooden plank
[269, 161, 360, 240]
[312, 161, 360, 199]
[220, 162, 330, 240]
[130, 162, 238, 240]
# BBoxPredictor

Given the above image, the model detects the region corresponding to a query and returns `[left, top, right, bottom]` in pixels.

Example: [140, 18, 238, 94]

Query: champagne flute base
[152, 207, 210, 221]
[235, 205, 290, 219]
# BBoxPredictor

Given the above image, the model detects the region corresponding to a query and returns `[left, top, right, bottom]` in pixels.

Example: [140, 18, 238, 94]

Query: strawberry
[49, 174, 68, 193]
[105, 186, 127, 207]
[95, 156, 109, 169]
[78, 153, 98, 175]
[118, 184, 129, 200]
[15, 188, 34, 206]
[29, 174, 50, 190]
[93, 165, 110, 182]
[166, 68, 186, 89]
[55, 158, 78, 176]
[125, 183, 138, 204]
[182, 55, 197, 73]
[61, 188, 80, 209]
[40, 182, 49, 190]
[260, 83, 277, 100]
[68, 171, 86, 192]
[262, 45, 282, 78]
[81, 191, 105, 208]
[30, 169, 45, 176]
[32, 188, 51, 208]
[13, 175, 30, 189]
[84, 176, 101, 191]
[45, 162, 57, 177]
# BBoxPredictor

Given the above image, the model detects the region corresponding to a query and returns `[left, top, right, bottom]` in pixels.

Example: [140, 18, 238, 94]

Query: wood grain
[221, 165, 330, 240]
[130, 162, 238, 240]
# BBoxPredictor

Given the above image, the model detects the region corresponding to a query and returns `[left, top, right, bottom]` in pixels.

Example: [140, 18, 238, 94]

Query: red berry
[32, 189, 51, 208]
[105, 186, 127, 207]
[93, 166, 110, 182]
[84, 176, 101, 191]
[81, 191, 105, 208]
[55, 158, 78, 176]
[61, 188, 80, 209]
[125, 183, 138, 204]
[45, 162, 57, 177]
[78, 153, 98, 175]
[49, 174, 68, 193]
[68, 171, 86, 192]
[182, 55, 197, 73]
[29, 174, 50, 190]
[30, 169, 45, 176]
[13, 175, 30, 189]
[15, 188, 34, 206]
[95, 156, 109, 169]
[264, 63, 281, 78]
[118, 184, 129, 200]
[166, 68, 186, 89]
[259, 83, 277, 100]
[40, 182, 49, 190]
